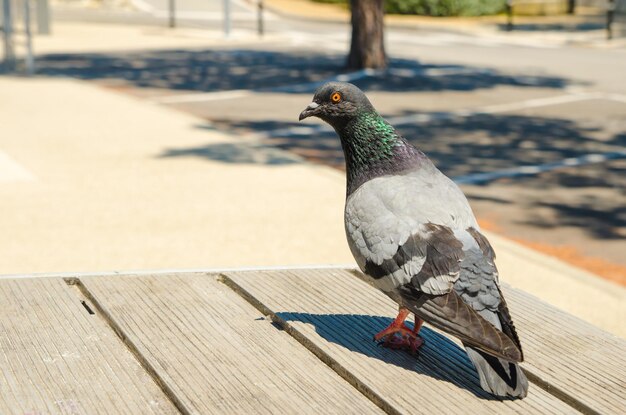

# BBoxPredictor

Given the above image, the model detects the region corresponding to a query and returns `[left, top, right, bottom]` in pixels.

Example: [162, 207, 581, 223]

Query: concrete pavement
[29, 20, 282, 55]
[0, 75, 349, 271]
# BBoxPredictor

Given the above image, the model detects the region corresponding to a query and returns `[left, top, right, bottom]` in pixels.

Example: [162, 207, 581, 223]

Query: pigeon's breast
[344, 171, 478, 293]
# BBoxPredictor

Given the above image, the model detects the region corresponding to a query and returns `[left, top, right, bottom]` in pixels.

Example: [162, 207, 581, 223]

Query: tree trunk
[566, 0, 576, 14]
[347, 0, 387, 70]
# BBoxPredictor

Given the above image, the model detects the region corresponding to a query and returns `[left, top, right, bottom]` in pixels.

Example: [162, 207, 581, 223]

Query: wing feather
[345, 170, 522, 361]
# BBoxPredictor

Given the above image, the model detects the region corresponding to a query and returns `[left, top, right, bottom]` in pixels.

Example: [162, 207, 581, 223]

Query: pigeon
[299, 82, 529, 398]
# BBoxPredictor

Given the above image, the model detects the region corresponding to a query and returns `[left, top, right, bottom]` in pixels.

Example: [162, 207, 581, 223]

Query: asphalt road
[41, 5, 626, 282]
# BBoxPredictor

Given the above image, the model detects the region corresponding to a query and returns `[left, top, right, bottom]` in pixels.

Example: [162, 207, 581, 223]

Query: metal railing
[1, 0, 45, 74]
[166, 0, 265, 37]
[608, 0, 626, 38]
[2, 0, 15, 71]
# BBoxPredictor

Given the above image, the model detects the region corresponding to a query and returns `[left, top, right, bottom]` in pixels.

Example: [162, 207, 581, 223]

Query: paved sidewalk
[0, 76, 348, 271]
[1, 74, 625, 338]
[29, 21, 282, 55]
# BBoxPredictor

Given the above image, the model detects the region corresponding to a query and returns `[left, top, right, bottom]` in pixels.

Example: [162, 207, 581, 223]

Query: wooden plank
[0, 278, 177, 415]
[223, 268, 582, 414]
[507, 288, 626, 414]
[79, 273, 383, 415]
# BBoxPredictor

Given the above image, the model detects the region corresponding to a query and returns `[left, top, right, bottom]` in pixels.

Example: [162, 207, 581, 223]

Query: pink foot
[374, 309, 425, 355]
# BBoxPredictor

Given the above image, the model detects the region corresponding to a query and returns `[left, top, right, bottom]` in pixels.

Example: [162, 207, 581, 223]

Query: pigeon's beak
[299, 102, 320, 121]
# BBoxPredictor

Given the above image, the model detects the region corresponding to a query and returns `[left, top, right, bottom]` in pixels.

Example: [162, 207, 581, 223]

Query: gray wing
[455, 228, 501, 312]
[456, 229, 527, 396]
[456, 229, 524, 358]
[345, 166, 478, 294]
[345, 168, 522, 361]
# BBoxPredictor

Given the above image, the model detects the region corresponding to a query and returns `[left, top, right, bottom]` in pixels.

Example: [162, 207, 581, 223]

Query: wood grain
[80, 273, 382, 415]
[507, 287, 626, 414]
[0, 278, 177, 415]
[223, 268, 590, 414]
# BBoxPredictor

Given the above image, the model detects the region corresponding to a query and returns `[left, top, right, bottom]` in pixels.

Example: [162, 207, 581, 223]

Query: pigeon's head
[299, 82, 374, 126]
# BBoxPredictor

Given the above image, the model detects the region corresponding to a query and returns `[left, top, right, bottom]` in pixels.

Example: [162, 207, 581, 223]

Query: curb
[485, 231, 626, 296]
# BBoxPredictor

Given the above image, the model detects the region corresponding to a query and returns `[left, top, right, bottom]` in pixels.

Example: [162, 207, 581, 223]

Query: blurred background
[1, 0, 625, 335]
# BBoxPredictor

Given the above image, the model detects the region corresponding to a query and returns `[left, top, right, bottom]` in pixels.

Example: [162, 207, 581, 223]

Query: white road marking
[385, 92, 625, 126]
[253, 124, 331, 139]
[0, 151, 36, 182]
[389, 67, 493, 77]
[250, 91, 626, 140]
[154, 89, 253, 104]
[153, 68, 377, 104]
[454, 150, 626, 185]
[289, 28, 560, 51]
[148, 39, 626, 185]
[269, 68, 379, 93]
[248, 91, 626, 184]
[474, 92, 603, 114]
[154, 63, 626, 108]
[154, 65, 495, 106]
[387, 31, 560, 49]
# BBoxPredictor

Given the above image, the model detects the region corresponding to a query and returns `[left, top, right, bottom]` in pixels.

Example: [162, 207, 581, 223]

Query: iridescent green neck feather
[336, 110, 425, 195]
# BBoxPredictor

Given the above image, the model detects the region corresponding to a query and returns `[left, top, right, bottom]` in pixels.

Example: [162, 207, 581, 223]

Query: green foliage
[386, 0, 506, 16]
[312, 0, 507, 16]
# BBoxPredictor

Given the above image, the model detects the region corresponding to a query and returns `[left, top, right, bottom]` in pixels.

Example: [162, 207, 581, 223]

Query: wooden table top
[1, 268, 624, 414]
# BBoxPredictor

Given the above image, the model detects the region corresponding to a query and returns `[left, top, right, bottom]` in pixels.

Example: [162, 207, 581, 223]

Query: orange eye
[331, 92, 342, 103]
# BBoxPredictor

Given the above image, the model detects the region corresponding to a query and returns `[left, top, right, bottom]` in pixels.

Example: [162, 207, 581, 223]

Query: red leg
[374, 308, 425, 355]
[373, 308, 412, 341]
[413, 316, 424, 335]
[407, 316, 425, 354]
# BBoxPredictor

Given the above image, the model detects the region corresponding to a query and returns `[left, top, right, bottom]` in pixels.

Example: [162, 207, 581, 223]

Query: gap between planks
[219, 271, 599, 415]
[63, 277, 191, 415]
[63, 270, 601, 415]
[215, 273, 402, 415]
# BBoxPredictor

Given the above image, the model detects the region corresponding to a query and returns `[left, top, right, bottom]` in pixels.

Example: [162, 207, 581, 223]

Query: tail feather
[465, 346, 529, 398]
[403, 290, 523, 362]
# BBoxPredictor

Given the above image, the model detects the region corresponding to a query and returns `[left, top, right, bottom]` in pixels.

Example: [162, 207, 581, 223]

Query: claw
[374, 308, 425, 355]
[379, 332, 424, 354]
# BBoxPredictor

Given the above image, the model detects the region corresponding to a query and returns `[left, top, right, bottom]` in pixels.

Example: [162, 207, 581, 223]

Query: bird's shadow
[276, 312, 513, 401]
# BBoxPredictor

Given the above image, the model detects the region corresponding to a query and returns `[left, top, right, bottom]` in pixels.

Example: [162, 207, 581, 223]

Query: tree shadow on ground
[160, 111, 625, 240]
[32, 46, 622, 242]
[510, 159, 626, 240]
[275, 312, 513, 400]
[527, 199, 626, 239]
[32, 48, 570, 93]
[159, 141, 302, 165]
[496, 21, 606, 32]
[186, 112, 624, 179]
